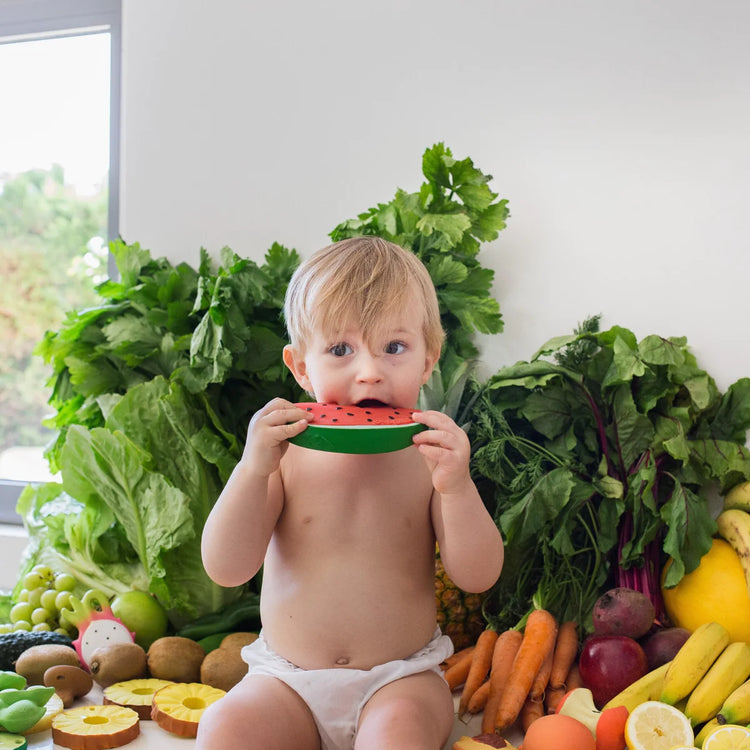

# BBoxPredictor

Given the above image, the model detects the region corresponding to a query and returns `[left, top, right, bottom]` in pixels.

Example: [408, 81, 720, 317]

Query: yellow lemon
[702, 724, 750, 750]
[662, 538, 750, 642]
[624, 700, 693, 750]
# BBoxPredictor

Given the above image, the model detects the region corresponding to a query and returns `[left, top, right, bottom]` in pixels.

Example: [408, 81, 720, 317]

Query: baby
[198, 237, 504, 750]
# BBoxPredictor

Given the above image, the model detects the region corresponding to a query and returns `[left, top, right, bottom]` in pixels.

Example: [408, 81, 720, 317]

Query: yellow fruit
[661, 538, 750, 642]
[624, 700, 693, 750]
[702, 724, 750, 750]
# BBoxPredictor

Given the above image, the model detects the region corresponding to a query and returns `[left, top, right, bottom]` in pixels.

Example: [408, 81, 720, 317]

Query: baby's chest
[280, 448, 434, 542]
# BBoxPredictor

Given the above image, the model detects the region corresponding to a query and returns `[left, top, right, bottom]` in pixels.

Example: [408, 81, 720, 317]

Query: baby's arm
[201, 398, 311, 587]
[412, 410, 504, 594]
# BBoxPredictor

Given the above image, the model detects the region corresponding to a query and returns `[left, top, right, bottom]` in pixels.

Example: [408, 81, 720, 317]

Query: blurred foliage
[0, 166, 107, 451]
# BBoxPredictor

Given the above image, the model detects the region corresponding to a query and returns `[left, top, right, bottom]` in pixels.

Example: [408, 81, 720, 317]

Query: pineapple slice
[102, 678, 174, 720]
[51, 704, 139, 750]
[151, 682, 225, 738]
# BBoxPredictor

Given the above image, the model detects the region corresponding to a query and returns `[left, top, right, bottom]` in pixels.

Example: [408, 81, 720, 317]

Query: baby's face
[283, 297, 437, 409]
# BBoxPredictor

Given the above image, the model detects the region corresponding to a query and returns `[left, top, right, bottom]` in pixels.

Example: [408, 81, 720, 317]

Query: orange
[661, 538, 750, 642]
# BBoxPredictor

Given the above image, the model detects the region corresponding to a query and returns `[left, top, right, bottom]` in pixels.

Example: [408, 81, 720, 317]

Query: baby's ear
[283, 345, 312, 391]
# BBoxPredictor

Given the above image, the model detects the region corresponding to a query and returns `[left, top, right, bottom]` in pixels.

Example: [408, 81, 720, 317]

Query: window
[0, 0, 121, 524]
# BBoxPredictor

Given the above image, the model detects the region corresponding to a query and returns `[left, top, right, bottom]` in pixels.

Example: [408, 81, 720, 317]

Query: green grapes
[4, 564, 80, 636]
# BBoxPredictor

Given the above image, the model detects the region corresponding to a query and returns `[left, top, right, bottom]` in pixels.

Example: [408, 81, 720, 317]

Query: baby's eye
[384, 341, 406, 355]
[329, 342, 353, 357]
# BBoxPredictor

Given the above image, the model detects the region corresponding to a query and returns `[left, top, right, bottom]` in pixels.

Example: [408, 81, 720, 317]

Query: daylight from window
[0, 32, 110, 483]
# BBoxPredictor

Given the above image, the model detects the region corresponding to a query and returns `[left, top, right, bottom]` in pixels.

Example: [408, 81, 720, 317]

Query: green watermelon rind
[289, 422, 426, 454]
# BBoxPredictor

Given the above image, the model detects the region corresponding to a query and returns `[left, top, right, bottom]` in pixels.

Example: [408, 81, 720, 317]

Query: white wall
[120, 0, 750, 390]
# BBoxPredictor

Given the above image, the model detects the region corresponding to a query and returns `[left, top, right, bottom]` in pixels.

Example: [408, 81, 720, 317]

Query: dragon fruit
[60, 590, 135, 670]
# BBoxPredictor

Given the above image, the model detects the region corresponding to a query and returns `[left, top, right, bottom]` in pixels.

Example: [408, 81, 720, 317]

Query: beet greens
[469, 316, 750, 632]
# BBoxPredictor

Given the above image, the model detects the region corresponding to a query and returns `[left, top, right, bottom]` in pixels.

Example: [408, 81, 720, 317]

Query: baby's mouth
[355, 399, 388, 408]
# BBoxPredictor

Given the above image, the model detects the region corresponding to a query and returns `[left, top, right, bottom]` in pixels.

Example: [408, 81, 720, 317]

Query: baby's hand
[411, 410, 473, 496]
[241, 398, 311, 476]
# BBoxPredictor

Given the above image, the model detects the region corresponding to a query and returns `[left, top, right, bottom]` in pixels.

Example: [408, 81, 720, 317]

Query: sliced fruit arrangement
[288, 402, 425, 453]
[103, 678, 175, 720]
[151, 682, 225, 738]
[52, 704, 140, 750]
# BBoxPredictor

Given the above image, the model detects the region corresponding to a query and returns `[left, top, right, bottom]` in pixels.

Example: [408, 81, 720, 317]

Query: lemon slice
[702, 724, 750, 750]
[624, 700, 693, 750]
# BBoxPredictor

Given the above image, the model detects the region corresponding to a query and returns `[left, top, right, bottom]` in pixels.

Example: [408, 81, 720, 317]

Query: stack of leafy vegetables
[15, 142, 509, 630]
[18, 242, 302, 626]
[331, 142, 508, 382]
[469, 316, 750, 632]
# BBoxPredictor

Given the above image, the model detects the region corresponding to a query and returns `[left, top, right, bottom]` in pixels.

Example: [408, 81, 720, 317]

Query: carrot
[529, 633, 555, 702]
[441, 645, 475, 671]
[544, 684, 567, 714]
[548, 620, 579, 689]
[565, 662, 583, 691]
[458, 628, 498, 716]
[466, 679, 490, 713]
[494, 608, 558, 732]
[443, 647, 475, 691]
[520, 695, 546, 732]
[481, 628, 523, 734]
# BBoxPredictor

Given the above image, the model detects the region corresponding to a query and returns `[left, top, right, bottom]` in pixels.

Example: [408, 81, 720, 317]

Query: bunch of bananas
[604, 622, 750, 742]
[717, 481, 750, 595]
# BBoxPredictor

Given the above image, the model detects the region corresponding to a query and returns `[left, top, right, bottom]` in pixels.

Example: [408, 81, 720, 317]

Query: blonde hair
[284, 237, 444, 357]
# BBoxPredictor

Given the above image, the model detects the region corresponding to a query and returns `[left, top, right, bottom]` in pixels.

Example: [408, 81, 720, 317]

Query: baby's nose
[356, 353, 383, 383]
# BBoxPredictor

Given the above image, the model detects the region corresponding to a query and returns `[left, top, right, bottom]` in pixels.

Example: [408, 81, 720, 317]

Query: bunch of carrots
[441, 609, 580, 734]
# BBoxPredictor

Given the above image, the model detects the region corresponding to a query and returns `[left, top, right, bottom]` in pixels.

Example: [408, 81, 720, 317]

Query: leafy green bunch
[19, 240, 302, 624]
[469, 316, 750, 631]
[331, 142, 509, 379]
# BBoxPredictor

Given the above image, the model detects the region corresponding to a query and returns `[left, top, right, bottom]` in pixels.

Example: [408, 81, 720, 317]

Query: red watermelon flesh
[295, 402, 419, 426]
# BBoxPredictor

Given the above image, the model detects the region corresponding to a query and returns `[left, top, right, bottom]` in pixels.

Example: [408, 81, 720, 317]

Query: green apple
[111, 590, 169, 648]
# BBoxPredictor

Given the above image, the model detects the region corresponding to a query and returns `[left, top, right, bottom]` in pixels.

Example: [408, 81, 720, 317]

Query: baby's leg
[355, 670, 454, 750]
[196, 673, 321, 750]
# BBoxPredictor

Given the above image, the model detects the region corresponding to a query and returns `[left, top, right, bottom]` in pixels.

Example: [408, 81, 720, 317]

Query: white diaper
[240, 628, 454, 750]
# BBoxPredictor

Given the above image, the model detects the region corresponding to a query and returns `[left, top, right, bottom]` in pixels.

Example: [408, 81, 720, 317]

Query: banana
[724, 481, 750, 512]
[602, 661, 670, 713]
[660, 621, 730, 705]
[694, 717, 722, 748]
[684, 641, 750, 726]
[718, 677, 750, 725]
[716, 508, 750, 595]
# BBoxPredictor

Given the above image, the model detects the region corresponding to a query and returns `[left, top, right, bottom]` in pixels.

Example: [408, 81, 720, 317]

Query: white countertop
[24, 686, 523, 749]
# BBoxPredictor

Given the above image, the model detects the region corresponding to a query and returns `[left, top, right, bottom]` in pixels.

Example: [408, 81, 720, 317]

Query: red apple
[578, 634, 648, 708]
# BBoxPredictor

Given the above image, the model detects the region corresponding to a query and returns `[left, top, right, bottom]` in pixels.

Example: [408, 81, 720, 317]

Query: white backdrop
[120, 0, 750, 390]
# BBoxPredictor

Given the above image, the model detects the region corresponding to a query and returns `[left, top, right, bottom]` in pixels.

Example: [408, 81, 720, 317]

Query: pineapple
[435, 545, 487, 650]
[51, 704, 139, 750]
[103, 678, 175, 720]
[151, 682, 225, 738]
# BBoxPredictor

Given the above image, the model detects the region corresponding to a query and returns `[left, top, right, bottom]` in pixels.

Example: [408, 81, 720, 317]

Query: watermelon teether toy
[288, 403, 425, 454]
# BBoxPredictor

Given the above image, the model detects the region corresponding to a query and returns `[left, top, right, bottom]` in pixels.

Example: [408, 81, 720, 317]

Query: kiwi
[199, 633, 257, 692]
[146, 636, 205, 683]
[14, 644, 81, 685]
[88, 642, 147, 688]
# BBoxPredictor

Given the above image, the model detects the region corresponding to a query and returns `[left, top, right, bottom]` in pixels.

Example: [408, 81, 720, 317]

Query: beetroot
[591, 587, 655, 639]
[641, 626, 691, 670]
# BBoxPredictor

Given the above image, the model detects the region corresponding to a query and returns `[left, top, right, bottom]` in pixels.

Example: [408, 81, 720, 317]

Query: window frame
[0, 0, 121, 524]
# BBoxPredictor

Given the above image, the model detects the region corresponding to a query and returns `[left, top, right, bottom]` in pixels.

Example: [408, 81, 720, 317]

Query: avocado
[0, 631, 74, 672]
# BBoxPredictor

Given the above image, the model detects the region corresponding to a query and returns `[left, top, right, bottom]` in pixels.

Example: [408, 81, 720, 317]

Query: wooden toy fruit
[288, 402, 425, 453]
[60, 590, 135, 670]
[103, 678, 174, 720]
[52, 704, 139, 750]
[151, 682, 225, 738]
